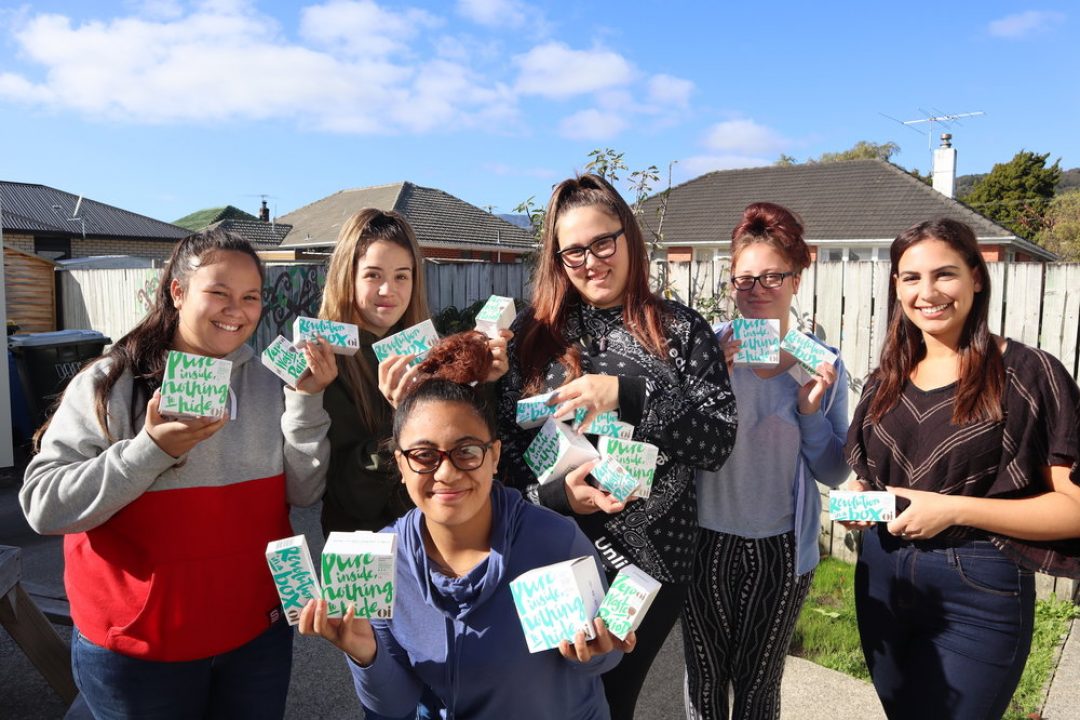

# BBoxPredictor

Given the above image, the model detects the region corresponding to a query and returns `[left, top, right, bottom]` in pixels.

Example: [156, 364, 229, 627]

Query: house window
[824, 248, 844, 262]
[34, 236, 71, 260]
[848, 248, 861, 261]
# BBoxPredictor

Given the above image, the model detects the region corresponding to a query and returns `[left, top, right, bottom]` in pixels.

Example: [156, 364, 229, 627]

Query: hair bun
[414, 331, 493, 386]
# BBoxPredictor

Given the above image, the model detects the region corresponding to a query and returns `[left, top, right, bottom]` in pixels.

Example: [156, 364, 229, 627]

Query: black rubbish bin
[9, 330, 111, 431]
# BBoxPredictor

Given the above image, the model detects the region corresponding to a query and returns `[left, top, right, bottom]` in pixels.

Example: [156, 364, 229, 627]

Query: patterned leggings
[681, 529, 813, 720]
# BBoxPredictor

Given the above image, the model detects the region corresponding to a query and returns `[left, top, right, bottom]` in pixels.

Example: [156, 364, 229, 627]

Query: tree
[774, 153, 797, 166]
[1035, 190, 1080, 260]
[809, 140, 899, 164]
[961, 150, 1062, 237]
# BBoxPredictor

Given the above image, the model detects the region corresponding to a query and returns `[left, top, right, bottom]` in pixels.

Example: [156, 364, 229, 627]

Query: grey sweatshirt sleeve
[797, 355, 851, 488]
[281, 387, 332, 508]
[351, 623, 425, 717]
[20, 366, 179, 535]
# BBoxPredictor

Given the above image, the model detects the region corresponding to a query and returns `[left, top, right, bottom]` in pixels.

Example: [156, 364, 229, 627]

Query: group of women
[19, 170, 1080, 720]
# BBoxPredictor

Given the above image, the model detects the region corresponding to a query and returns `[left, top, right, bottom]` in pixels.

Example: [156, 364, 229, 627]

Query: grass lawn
[790, 557, 1078, 719]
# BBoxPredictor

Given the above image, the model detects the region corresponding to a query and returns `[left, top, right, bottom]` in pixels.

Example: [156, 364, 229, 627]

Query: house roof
[277, 182, 535, 253]
[639, 159, 1055, 260]
[206, 218, 292, 248]
[174, 205, 259, 232]
[1, 181, 188, 242]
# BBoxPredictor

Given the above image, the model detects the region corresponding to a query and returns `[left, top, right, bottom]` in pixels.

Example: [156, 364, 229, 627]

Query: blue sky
[0, 0, 1076, 224]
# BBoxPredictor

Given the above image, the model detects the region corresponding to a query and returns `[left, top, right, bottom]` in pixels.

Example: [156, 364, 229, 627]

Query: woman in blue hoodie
[300, 376, 632, 719]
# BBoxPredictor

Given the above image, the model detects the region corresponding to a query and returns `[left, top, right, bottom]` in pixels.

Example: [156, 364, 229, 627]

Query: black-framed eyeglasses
[730, 271, 795, 291]
[399, 442, 494, 474]
[555, 229, 624, 268]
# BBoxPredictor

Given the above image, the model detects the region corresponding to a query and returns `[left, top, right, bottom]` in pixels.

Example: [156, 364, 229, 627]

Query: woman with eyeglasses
[299, 371, 632, 720]
[683, 202, 849, 720]
[496, 173, 738, 720]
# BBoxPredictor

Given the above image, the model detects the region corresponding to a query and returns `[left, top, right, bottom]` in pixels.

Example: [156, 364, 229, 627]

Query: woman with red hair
[497, 173, 738, 720]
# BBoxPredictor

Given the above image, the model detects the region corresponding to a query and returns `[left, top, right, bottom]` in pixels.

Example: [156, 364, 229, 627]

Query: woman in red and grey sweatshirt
[21, 229, 337, 720]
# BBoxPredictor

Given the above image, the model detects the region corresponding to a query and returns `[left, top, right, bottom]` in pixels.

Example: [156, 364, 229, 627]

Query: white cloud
[514, 42, 635, 99]
[558, 108, 627, 141]
[299, 0, 440, 57]
[678, 154, 773, 179]
[987, 10, 1065, 38]
[647, 74, 693, 108]
[456, 0, 527, 28]
[702, 119, 788, 155]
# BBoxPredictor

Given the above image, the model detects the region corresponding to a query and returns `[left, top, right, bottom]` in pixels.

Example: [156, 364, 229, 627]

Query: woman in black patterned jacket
[496, 173, 738, 720]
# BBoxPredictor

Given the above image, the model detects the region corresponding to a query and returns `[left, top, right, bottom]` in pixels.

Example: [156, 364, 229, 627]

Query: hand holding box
[293, 317, 360, 356]
[596, 565, 661, 641]
[321, 531, 397, 619]
[780, 329, 838, 376]
[731, 318, 781, 368]
[261, 335, 309, 387]
[516, 391, 563, 429]
[159, 351, 232, 419]
[828, 491, 896, 522]
[266, 535, 322, 626]
[524, 418, 600, 485]
[572, 408, 634, 439]
[372, 320, 440, 366]
[597, 436, 659, 499]
[510, 557, 606, 653]
[590, 455, 638, 503]
[474, 296, 516, 340]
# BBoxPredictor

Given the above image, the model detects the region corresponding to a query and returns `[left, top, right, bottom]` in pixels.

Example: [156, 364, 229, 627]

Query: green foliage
[774, 153, 798, 166]
[809, 140, 900, 164]
[1004, 596, 1080, 720]
[585, 148, 628, 183]
[962, 150, 1062, 237]
[1035, 189, 1080, 260]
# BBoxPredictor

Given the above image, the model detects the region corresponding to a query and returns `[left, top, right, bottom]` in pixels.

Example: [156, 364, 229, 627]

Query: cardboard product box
[510, 556, 606, 653]
[261, 335, 309, 387]
[292, 317, 360, 356]
[474, 295, 516, 340]
[159, 350, 232, 419]
[590, 455, 639, 503]
[572, 408, 634, 439]
[597, 436, 659, 499]
[372, 319, 440, 365]
[828, 491, 896, 522]
[780, 329, 838, 376]
[731, 318, 781, 368]
[524, 417, 600, 486]
[596, 564, 661, 641]
[516, 391, 563, 429]
[321, 531, 398, 619]
[266, 535, 322, 626]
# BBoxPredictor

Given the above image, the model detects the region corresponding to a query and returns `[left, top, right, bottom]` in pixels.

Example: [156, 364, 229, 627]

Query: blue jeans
[856, 527, 1035, 720]
[72, 621, 293, 720]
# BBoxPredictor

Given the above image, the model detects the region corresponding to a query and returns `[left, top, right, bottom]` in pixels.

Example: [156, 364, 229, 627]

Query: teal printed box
[516, 391, 562, 429]
[780, 329, 838, 375]
[572, 408, 634, 439]
[474, 295, 516, 340]
[159, 351, 232, 419]
[266, 535, 321, 626]
[321, 531, 397, 620]
[590, 455, 638, 503]
[510, 556, 606, 653]
[732, 318, 780, 368]
[372, 320, 440, 365]
[292, 316, 360, 356]
[596, 564, 661, 641]
[261, 335, 309, 387]
[524, 417, 599, 486]
[598, 436, 659, 499]
[829, 491, 896, 522]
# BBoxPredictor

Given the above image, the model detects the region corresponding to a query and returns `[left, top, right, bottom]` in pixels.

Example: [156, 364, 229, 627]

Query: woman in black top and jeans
[497, 173, 737, 719]
[845, 218, 1080, 719]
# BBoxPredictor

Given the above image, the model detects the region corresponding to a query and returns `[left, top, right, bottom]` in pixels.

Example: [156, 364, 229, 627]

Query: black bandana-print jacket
[496, 300, 738, 584]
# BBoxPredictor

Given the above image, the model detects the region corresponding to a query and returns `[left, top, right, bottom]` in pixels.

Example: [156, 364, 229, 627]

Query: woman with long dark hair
[497, 173, 738, 719]
[846, 218, 1080, 719]
[684, 202, 849, 720]
[21, 229, 336, 718]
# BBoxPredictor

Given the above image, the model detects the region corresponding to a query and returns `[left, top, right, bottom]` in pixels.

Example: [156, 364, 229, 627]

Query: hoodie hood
[393, 481, 527, 621]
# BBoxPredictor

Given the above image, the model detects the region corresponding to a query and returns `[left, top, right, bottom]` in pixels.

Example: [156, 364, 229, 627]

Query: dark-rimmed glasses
[399, 442, 494, 474]
[556, 229, 624, 268]
[730, 271, 795, 291]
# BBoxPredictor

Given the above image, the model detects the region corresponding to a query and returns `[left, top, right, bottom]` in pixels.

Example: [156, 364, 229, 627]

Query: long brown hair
[868, 218, 1004, 425]
[516, 173, 668, 394]
[319, 209, 430, 434]
[34, 229, 264, 448]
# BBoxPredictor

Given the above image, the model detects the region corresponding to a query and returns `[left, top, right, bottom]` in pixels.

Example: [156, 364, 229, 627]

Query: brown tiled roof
[639, 159, 1052, 258]
[277, 182, 534, 251]
[207, 218, 291, 248]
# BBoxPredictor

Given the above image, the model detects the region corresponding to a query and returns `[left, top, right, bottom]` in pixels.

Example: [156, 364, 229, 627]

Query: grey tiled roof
[639, 160, 1050, 257]
[277, 182, 535, 251]
[1, 181, 189, 241]
[207, 219, 292, 248]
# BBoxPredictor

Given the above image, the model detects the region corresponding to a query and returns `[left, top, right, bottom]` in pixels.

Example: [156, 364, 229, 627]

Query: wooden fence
[57, 259, 1080, 598]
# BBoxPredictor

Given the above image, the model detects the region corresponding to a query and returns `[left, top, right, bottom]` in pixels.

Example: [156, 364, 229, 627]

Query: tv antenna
[880, 109, 985, 149]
